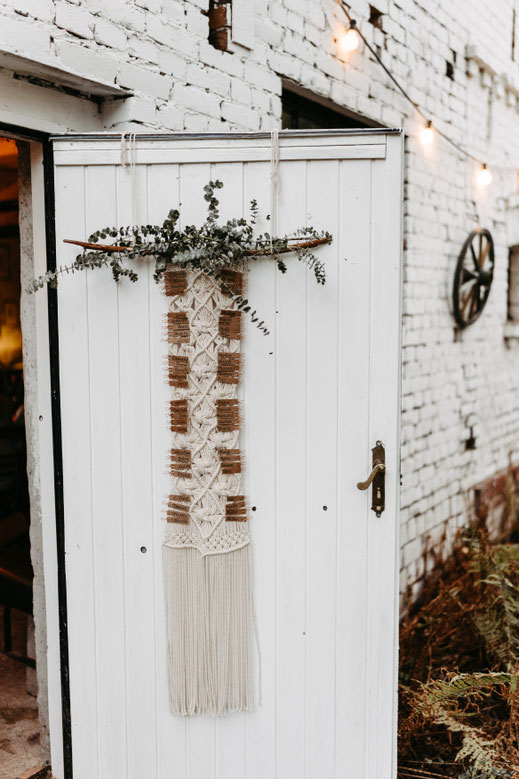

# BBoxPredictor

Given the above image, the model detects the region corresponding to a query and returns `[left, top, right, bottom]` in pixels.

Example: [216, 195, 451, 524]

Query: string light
[477, 163, 492, 188]
[340, 19, 360, 53]
[334, 0, 503, 185]
[421, 120, 434, 146]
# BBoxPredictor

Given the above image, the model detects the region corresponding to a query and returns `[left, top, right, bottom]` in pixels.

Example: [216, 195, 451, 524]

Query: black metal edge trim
[42, 140, 73, 778]
[48, 127, 403, 142]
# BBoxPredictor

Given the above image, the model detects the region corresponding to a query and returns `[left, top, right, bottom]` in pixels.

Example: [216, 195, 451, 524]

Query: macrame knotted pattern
[164, 268, 249, 553]
[162, 268, 254, 717]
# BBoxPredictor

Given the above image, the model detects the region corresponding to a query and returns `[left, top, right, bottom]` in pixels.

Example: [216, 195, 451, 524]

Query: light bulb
[341, 21, 360, 52]
[477, 163, 492, 188]
[421, 121, 434, 146]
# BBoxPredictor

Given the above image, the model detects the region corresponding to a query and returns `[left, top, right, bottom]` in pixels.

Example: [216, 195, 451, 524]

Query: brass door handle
[356, 441, 385, 517]
[356, 462, 385, 491]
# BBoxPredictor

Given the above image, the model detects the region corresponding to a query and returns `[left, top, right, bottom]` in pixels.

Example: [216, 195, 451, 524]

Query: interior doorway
[0, 135, 46, 779]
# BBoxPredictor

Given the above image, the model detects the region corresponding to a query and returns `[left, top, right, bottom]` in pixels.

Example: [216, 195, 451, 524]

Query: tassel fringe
[163, 544, 254, 716]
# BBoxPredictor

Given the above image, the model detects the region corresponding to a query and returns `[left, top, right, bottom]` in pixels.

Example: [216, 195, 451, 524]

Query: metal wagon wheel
[452, 228, 494, 328]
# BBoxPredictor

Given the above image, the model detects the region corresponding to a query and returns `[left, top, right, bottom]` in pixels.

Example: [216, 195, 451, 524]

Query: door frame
[0, 121, 72, 779]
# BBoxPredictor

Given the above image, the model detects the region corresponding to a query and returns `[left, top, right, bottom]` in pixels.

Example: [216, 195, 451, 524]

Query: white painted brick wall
[94, 18, 128, 50]
[55, 4, 94, 39]
[0, 0, 518, 599]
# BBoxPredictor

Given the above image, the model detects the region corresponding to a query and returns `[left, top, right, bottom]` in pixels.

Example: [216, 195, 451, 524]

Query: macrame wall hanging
[30, 131, 332, 718]
[163, 266, 253, 716]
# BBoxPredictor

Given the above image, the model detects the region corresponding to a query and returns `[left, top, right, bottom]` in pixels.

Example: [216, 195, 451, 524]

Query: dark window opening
[282, 88, 372, 130]
[508, 244, 519, 321]
[369, 5, 384, 29]
[0, 135, 42, 775]
[445, 60, 454, 80]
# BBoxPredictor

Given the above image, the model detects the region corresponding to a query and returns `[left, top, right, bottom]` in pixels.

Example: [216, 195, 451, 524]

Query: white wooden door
[51, 130, 402, 779]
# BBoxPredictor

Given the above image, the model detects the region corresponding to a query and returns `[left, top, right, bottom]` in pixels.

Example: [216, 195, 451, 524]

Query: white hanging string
[120, 131, 138, 229]
[120, 130, 130, 167]
[270, 129, 280, 253]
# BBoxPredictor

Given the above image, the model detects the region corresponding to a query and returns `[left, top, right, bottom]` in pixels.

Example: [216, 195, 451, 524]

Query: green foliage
[28, 180, 332, 334]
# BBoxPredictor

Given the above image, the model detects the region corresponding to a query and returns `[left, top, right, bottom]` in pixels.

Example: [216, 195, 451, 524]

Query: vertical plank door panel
[116, 162, 158, 779]
[242, 160, 277, 779]
[55, 165, 99, 779]
[275, 159, 308, 779]
[334, 158, 373, 777]
[146, 163, 189, 779]
[366, 138, 402, 778]
[84, 164, 128, 779]
[305, 159, 340, 779]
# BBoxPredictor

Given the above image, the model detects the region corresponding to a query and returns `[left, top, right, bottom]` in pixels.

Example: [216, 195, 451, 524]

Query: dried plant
[27, 180, 332, 334]
[399, 527, 519, 778]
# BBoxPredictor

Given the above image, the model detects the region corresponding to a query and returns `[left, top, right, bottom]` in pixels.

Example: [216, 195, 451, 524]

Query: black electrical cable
[335, 0, 486, 167]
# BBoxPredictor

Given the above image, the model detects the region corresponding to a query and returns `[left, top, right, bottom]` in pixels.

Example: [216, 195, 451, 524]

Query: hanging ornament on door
[163, 265, 253, 714]
[28, 160, 332, 715]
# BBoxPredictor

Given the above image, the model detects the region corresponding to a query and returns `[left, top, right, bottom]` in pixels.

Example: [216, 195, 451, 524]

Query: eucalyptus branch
[28, 180, 332, 333]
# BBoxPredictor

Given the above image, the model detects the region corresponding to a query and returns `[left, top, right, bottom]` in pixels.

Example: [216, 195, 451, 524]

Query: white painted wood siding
[52, 130, 403, 779]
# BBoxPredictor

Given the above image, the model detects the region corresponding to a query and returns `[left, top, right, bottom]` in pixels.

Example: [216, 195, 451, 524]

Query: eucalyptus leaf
[28, 180, 332, 334]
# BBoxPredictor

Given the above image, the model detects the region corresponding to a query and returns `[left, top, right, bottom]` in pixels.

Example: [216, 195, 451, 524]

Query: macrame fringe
[163, 544, 254, 716]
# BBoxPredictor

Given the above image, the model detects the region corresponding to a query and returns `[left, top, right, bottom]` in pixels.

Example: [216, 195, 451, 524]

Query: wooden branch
[245, 237, 330, 256]
[64, 238, 127, 252]
[63, 236, 330, 256]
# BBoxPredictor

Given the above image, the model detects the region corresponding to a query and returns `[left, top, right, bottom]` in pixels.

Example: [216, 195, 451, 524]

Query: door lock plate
[356, 441, 385, 517]
[371, 441, 385, 517]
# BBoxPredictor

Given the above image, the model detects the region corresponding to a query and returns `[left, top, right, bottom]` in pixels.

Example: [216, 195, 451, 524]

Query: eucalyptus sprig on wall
[28, 180, 332, 334]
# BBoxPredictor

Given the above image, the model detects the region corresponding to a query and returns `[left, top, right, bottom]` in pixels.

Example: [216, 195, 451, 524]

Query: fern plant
[399, 528, 519, 777]
[419, 672, 518, 772]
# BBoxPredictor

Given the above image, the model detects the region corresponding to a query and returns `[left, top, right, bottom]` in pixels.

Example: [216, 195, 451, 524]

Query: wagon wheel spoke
[462, 289, 475, 318]
[479, 238, 490, 269]
[460, 281, 477, 317]
[469, 284, 480, 318]
[470, 242, 479, 270]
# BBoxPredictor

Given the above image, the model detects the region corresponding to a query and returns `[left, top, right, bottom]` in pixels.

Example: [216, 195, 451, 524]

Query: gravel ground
[0, 606, 43, 779]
